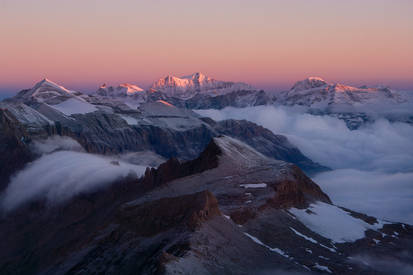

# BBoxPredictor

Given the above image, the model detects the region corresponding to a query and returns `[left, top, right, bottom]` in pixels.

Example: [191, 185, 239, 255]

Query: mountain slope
[0, 136, 410, 274]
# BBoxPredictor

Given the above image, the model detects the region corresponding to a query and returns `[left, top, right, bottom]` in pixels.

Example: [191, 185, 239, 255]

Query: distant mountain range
[3, 73, 412, 129]
[0, 75, 412, 274]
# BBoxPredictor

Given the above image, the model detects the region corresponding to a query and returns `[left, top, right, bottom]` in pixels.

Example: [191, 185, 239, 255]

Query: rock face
[118, 190, 221, 236]
[163, 89, 272, 109]
[269, 166, 332, 209]
[0, 136, 411, 275]
[0, 109, 34, 191]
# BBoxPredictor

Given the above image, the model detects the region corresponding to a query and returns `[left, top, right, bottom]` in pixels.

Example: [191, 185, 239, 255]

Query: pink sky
[1, 0, 412, 93]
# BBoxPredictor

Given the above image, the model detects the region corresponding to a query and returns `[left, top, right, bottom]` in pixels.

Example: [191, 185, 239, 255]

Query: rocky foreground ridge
[0, 136, 411, 274]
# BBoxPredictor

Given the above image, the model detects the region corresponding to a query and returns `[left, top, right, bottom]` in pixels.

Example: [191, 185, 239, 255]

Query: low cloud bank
[314, 169, 413, 224]
[196, 106, 413, 224]
[1, 150, 146, 212]
[196, 106, 413, 172]
[349, 253, 413, 275]
[31, 135, 84, 154]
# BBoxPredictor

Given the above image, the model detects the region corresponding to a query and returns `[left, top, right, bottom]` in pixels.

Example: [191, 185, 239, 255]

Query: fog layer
[196, 106, 413, 223]
[2, 150, 146, 212]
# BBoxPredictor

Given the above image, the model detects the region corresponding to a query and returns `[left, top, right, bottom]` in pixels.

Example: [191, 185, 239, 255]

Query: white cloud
[31, 135, 84, 154]
[196, 106, 413, 172]
[1, 151, 147, 212]
[314, 169, 413, 224]
[195, 106, 413, 224]
[350, 253, 413, 275]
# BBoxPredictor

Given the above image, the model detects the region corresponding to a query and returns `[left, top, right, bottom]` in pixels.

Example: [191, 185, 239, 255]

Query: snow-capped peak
[291, 77, 328, 91]
[150, 72, 254, 99]
[281, 77, 403, 110]
[119, 83, 144, 94]
[181, 72, 210, 82]
[13, 78, 76, 104]
[96, 83, 145, 97]
[33, 78, 71, 93]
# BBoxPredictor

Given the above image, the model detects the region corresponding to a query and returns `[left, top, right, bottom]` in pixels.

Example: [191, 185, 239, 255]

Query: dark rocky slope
[0, 137, 411, 274]
[0, 109, 34, 192]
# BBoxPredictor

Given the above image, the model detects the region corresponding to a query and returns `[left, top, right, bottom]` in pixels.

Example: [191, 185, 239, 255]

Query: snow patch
[290, 202, 387, 243]
[51, 98, 97, 115]
[240, 183, 267, 188]
[120, 115, 139, 125]
[290, 227, 336, 253]
[244, 233, 290, 259]
[313, 263, 332, 273]
[290, 227, 317, 244]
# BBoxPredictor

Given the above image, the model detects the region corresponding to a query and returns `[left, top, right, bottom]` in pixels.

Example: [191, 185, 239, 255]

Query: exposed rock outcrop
[118, 190, 220, 236]
[0, 109, 34, 191]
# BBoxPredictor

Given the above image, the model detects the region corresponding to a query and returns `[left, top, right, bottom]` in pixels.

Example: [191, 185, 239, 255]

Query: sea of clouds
[196, 106, 413, 224]
[1, 137, 147, 212]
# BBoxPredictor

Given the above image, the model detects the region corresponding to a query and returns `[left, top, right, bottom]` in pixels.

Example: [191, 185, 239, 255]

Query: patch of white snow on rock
[240, 183, 267, 188]
[244, 233, 290, 259]
[290, 202, 389, 243]
[51, 98, 97, 115]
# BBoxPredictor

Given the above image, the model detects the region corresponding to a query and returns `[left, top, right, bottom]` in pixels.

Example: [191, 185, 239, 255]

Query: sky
[1, 0, 412, 94]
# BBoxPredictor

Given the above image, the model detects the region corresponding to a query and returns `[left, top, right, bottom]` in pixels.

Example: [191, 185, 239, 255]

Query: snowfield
[290, 202, 388, 243]
[51, 98, 98, 115]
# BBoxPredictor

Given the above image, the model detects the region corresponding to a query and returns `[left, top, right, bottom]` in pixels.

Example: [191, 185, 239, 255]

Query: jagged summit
[291, 77, 328, 91]
[32, 78, 71, 93]
[11, 78, 76, 104]
[119, 83, 144, 94]
[281, 77, 403, 114]
[96, 82, 145, 97]
[180, 72, 210, 81]
[150, 72, 254, 99]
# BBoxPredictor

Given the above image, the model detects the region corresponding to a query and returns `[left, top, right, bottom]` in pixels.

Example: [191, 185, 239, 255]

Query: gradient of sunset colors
[1, 0, 412, 94]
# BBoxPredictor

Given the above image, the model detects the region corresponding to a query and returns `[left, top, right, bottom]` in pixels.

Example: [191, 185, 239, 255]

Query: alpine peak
[291, 77, 328, 91]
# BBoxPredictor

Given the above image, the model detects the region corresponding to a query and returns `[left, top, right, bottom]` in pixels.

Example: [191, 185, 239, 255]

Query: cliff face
[140, 140, 221, 188]
[269, 165, 332, 209]
[163, 90, 271, 109]
[0, 109, 34, 191]
[118, 190, 220, 236]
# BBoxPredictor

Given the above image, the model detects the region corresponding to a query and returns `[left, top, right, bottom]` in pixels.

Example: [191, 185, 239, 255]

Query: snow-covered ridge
[7, 78, 99, 117]
[280, 77, 404, 109]
[150, 72, 255, 99]
[97, 83, 145, 97]
[290, 76, 328, 92]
